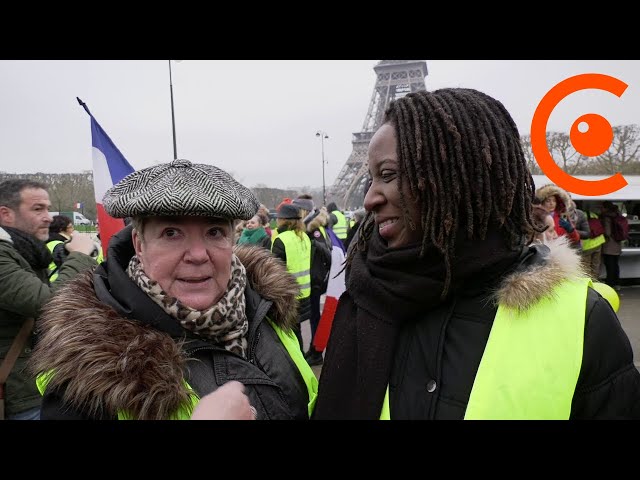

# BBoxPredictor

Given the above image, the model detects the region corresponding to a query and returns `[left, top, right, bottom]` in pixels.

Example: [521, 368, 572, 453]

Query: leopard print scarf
[126, 254, 249, 358]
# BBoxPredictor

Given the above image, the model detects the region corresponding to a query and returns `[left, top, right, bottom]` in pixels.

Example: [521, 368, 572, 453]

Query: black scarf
[3, 226, 52, 271]
[313, 226, 523, 420]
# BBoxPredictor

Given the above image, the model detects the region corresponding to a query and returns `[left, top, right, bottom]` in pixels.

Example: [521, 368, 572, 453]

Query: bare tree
[583, 124, 640, 174]
[521, 135, 542, 175]
[519, 124, 640, 176]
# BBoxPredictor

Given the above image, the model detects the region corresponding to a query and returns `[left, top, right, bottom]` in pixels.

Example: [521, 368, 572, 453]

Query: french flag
[313, 227, 346, 352]
[77, 97, 135, 259]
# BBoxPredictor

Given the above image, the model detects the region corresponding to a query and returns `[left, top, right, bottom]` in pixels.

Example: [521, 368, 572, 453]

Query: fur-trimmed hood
[307, 209, 329, 233]
[28, 242, 301, 420]
[535, 183, 572, 214]
[494, 235, 587, 311]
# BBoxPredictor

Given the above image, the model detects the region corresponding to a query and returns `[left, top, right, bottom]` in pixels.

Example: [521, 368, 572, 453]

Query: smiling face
[132, 216, 234, 310]
[363, 123, 423, 249]
[245, 215, 261, 230]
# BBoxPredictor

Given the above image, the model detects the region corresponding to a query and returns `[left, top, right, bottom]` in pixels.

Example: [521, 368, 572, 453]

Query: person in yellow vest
[28, 160, 317, 420]
[580, 209, 606, 280]
[292, 196, 332, 366]
[312, 88, 640, 420]
[326, 201, 349, 248]
[271, 202, 312, 352]
[45, 214, 74, 282]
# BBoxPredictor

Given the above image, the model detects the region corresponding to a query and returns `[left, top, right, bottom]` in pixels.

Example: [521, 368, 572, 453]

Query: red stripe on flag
[96, 203, 125, 259]
[313, 295, 340, 352]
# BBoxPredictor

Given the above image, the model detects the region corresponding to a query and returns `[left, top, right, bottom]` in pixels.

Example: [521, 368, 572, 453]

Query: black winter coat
[30, 225, 311, 420]
[389, 239, 640, 419]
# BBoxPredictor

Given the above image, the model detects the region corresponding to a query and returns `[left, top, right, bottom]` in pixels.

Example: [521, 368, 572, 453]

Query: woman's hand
[191, 381, 257, 420]
[559, 217, 574, 233]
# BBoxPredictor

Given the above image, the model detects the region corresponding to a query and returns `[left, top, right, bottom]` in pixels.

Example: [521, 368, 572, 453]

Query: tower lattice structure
[329, 60, 428, 209]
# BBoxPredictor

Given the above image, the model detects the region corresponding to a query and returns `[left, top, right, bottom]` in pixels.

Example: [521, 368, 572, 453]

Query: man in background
[0, 179, 97, 420]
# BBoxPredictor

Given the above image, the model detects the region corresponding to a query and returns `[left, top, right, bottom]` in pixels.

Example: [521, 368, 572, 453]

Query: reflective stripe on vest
[273, 230, 311, 299]
[332, 211, 348, 239]
[46, 240, 64, 281]
[582, 212, 605, 251]
[36, 318, 319, 419]
[380, 278, 590, 419]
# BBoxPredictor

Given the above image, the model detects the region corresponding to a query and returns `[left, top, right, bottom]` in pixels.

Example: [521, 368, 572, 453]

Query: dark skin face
[364, 123, 423, 248]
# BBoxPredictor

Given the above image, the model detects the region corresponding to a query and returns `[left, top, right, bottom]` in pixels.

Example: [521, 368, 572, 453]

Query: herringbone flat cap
[103, 159, 259, 220]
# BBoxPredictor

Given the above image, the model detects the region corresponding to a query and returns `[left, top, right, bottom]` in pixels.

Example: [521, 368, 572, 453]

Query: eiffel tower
[329, 60, 428, 209]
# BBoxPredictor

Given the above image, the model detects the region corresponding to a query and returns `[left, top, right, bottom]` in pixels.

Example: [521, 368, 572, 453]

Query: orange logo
[531, 73, 628, 196]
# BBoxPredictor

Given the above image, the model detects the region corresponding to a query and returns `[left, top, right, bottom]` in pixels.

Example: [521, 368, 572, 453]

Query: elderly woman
[29, 160, 317, 420]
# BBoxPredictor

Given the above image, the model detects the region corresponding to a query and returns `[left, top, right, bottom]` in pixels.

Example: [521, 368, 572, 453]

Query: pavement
[301, 284, 640, 380]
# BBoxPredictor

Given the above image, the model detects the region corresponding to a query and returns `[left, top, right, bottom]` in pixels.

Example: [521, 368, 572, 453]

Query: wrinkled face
[542, 196, 557, 213]
[0, 188, 52, 241]
[245, 215, 260, 230]
[132, 216, 234, 311]
[364, 123, 423, 248]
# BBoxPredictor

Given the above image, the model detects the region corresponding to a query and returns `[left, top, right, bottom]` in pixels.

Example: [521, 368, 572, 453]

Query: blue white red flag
[313, 227, 346, 352]
[77, 97, 135, 259]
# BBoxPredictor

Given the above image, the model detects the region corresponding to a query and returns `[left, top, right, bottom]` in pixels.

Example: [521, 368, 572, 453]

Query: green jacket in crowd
[0, 226, 96, 417]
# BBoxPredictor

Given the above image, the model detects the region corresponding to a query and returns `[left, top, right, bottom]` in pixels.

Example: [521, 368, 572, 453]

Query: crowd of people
[1, 86, 639, 420]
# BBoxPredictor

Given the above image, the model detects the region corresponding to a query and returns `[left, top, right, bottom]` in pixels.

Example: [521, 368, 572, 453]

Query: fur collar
[535, 184, 572, 212]
[494, 235, 587, 311]
[29, 244, 300, 420]
[307, 209, 329, 233]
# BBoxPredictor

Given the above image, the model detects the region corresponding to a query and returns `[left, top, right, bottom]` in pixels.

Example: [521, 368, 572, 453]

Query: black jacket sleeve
[52, 242, 69, 268]
[271, 237, 286, 263]
[571, 288, 640, 419]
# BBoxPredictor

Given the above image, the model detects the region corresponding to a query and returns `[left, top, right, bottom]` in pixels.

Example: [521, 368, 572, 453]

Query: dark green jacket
[0, 227, 96, 416]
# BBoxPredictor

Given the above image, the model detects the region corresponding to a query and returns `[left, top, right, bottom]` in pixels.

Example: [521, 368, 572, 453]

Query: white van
[49, 211, 92, 226]
[532, 175, 640, 280]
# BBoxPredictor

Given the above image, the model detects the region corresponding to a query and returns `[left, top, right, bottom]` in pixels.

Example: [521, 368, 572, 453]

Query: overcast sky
[0, 60, 638, 190]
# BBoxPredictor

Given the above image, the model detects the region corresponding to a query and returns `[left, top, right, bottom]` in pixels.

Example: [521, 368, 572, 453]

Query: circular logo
[531, 73, 628, 196]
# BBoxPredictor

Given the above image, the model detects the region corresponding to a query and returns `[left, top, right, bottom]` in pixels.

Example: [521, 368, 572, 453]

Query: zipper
[249, 329, 261, 364]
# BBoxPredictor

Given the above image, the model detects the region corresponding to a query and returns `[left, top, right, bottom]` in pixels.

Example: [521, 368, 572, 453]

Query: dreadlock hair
[352, 88, 538, 297]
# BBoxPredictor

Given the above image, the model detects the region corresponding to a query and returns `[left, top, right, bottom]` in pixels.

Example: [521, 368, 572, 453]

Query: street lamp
[316, 130, 329, 206]
[168, 60, 178, 160]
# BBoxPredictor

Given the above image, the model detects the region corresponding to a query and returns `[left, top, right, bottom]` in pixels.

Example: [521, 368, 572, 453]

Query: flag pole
[77, 97, 91, 116]
[168, 60, 178, 160]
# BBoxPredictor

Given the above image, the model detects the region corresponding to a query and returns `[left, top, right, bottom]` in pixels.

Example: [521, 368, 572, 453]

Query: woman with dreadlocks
[312, 88, 640, 420]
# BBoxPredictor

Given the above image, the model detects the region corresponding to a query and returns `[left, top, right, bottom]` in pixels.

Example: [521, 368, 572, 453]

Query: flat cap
[102, 159, 259, 221]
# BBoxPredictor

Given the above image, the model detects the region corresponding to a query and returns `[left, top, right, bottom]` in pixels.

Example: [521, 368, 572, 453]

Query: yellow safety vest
[380, 277, 590, 420]
[36, 321, 318, 419]
[331, 211, 348, 240]
[272, 230, 311, 299]
[46, 240, 64, 282]
[582, 212, 606, 251]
